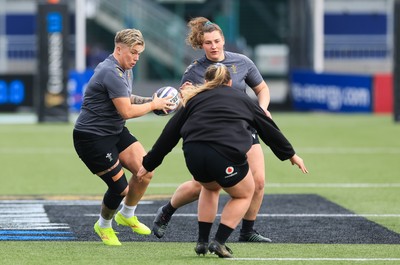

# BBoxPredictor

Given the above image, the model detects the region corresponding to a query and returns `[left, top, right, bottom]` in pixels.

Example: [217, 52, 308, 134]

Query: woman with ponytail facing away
[138, 64, 308, 258]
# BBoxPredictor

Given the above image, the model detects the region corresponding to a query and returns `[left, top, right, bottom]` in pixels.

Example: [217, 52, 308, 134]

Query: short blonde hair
[114, 29, 145, 49]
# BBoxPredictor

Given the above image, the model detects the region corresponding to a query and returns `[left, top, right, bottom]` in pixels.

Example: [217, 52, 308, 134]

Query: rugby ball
[152, 86, 180, 116]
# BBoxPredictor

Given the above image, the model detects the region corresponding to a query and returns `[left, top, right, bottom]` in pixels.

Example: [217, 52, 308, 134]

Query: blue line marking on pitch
[0, 230, 76, 240]
[0, 230, 73, 235]
[0, 236, 76, 241]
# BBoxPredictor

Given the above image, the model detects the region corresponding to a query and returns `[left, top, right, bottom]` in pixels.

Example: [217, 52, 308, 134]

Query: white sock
[98, 215, 112, 228]
[120, 203, 137, 218]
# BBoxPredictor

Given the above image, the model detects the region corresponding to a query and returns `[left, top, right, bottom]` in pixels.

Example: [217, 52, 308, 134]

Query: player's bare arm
[130, 95, 152, 104]
[253, 81, 272, 118]
[113, 96, 172, 119]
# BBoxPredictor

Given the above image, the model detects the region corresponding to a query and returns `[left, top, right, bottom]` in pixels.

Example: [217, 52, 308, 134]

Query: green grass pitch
[0, 112, 399, 264]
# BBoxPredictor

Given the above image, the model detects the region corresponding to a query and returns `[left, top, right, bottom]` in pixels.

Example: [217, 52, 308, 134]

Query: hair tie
[204, 21, 213, 26]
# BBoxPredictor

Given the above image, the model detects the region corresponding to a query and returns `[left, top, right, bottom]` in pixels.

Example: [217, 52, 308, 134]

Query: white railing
[95, 0, 201, 74]
[0, 0, 201, 75]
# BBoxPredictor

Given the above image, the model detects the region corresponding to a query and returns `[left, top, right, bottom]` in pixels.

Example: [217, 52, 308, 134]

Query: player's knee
[251, 172, 265, 193]
[103, 188, 125, 209]
[141, 170, 153, 184]
[99, 164, 129, 209]
[120, 186, 129, 197]
[103, 175, 128, 209]
[254, 179, 265, 194]
[190, 181, 202, 197]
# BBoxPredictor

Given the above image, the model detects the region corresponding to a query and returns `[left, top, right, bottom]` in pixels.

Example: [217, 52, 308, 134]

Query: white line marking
[1, 147, 400, 155]
[0, 214, 47, 218]
[221, 213, 399, 218]
[267, 183, 400, 188]
[0, 200, 153, 205]
[0, 209, 46, 213]
[83, 213, 400, 218]
[0, 203, 71, 230]
[0, 204, 47, 208]
[292, 147, 400, 154]
[231, 258, 400, 261]
[148, 183, 400, 188]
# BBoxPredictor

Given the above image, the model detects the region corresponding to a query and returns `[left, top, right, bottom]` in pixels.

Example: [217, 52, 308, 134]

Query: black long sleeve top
[142, 86, 295, 172]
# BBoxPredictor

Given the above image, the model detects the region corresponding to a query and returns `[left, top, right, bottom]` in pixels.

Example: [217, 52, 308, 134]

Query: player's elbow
[118, 110, 131, 120]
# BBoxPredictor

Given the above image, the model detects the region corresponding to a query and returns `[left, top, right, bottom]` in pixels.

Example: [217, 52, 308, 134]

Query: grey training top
[74, 55, 133, 136]
[180, 51, 264, 93]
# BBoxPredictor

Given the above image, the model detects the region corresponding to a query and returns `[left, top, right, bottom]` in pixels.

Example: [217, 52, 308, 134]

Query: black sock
[214, 223, 234, 245]
[240, 219, 255, 234]
[198, 221, 213, 243]
[162, 201, 177, 216]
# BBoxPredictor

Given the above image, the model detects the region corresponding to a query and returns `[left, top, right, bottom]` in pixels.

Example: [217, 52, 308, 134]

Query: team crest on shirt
[116, 67, 123, 77]
[183, 61, 197, 75]
[225, 166, 238, 178]
[230, 64, 237, 74]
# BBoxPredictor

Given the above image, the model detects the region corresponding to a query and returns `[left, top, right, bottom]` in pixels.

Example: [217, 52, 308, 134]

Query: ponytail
[181, 64, 231, 106]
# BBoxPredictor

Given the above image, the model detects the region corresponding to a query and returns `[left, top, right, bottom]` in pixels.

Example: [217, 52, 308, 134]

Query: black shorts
[73, 127, 137, 174]
[183, 142, 249, 188]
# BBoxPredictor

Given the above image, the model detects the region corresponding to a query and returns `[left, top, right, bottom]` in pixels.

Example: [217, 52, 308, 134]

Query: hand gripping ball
[152, 86, 180, 116]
